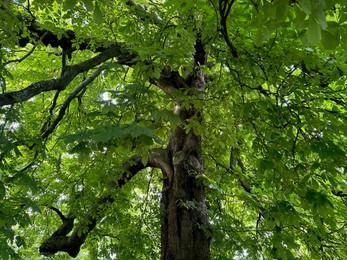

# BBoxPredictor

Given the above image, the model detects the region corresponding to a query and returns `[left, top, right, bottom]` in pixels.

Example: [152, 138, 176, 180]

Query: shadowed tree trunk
[159, 36, 211, 260]
[161, 116, 211, 259]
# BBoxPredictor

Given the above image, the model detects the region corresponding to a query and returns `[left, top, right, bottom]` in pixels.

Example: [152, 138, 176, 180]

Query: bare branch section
[332, 190, 347, 197]
[4, 44, 37, 66]
[49, 206, 75, 238]
[39, 148, 170, 257]
[0, 47, 186, 107]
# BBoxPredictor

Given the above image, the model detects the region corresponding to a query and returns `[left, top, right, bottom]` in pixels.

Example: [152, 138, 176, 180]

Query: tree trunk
[160, 105, 211, 260]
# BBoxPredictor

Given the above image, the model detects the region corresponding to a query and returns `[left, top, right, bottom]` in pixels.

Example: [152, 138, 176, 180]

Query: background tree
[1, 0, 347, 259]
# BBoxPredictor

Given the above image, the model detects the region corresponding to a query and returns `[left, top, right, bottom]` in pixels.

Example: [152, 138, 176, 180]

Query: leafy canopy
[1, 0, 347, 259]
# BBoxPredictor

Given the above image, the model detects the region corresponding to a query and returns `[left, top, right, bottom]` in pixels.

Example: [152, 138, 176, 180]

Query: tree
[1, 0, 347, 259]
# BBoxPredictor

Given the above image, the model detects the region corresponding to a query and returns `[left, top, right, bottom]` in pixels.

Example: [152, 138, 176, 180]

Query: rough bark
[159, 34, 211, 259]
[160, 112, 211, 260]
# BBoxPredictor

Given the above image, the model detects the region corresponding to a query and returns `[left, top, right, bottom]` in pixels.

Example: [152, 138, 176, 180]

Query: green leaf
[321, 30, 339, 50]
[83, 0, 94, 12]
[307, 17, 321, 45]
[254, 29, 263, 47]
[154, 110, 180, 124]
[294, 8, 307, 29]
[180, 1, 187, 8]
[63, 0, 77, 10]
[61, 124, 159, 144]
[263, 1, 276, 17]
[298, 0, 312, 15]
[148, 66, 161, 79]
[330, 67, 341, 81]
[141, 154, 149, 166]
[93, 1, 103, 24]
[12, 173, 39, 193]
[276, 0, 288, 22]
[313, 9, 327, 30]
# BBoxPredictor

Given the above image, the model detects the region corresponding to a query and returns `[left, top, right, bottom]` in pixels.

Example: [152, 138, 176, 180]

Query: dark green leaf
[321, 30, 339, 50]
[307, 16, 321, 45]
[63, 0, 77, 10]
[83, 0, 94, 12]
[93, 1, 103, 24]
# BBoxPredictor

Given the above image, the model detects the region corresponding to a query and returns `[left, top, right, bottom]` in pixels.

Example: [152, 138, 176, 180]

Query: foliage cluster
[1, 0, 347, 259]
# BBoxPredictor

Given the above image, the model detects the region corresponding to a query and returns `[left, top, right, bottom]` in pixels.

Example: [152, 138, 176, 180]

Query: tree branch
[3, 32, 48, 66]
[39, 148, 170, 257]
[0, 3, 190, 106]
[218, 0, 238, 58]
[49, 206, 75, 237]
[41, 67, 104, 139]
[332, 190, 347, 197]
[0, 44, 132, 107]
[3, 44, 37, 66]
[151, 66, 188, 95]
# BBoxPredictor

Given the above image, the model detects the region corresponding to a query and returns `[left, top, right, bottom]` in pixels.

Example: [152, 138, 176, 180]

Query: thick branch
[39, 148, 170, 257]
[49, 206, 68, 221]
[0, 44, 132, 107]
[151, 66, 188, 95]
[15, 0, 160, 52]
[17, 19, 103, 54]
[193, 33, 208, 66]
[49, 206, 75, 237]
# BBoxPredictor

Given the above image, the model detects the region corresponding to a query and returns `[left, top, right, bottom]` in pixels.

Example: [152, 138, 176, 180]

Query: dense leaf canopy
[1, 0, 347, 259]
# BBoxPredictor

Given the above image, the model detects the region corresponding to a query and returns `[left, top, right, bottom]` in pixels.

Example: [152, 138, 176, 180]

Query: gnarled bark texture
[160, 36, 211, 259]
[161, 110, 210, 260]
